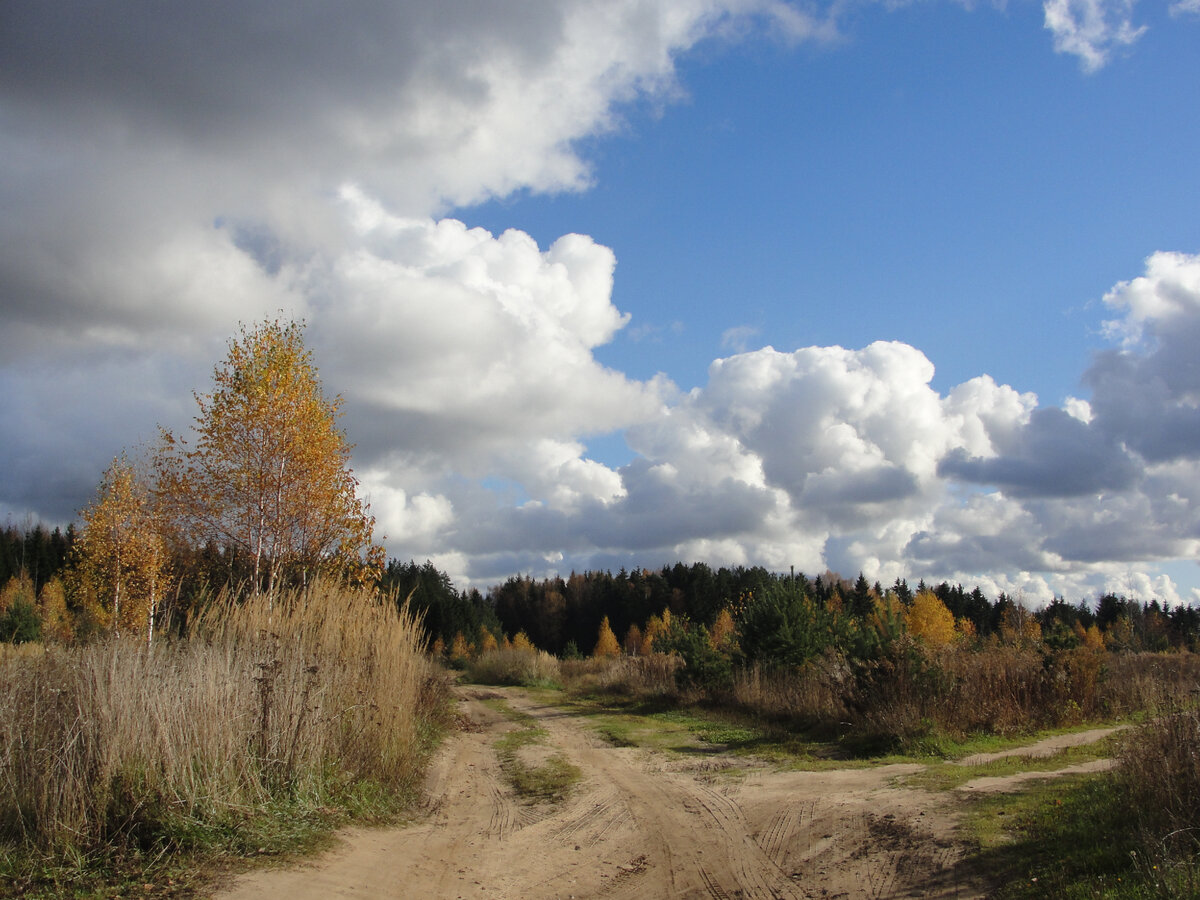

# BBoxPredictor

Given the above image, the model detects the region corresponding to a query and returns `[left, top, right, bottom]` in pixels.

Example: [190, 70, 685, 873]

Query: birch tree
[71, 454, 166, 640]
[157, 319, 380, 594]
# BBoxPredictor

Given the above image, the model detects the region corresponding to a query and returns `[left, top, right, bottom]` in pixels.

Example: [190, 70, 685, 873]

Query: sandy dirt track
[216, 687, 1083, 900]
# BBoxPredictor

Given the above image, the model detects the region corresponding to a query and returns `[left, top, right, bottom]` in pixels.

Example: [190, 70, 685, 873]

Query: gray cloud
[2, 4, 1198, 606]
[937, 407, 1138, 498]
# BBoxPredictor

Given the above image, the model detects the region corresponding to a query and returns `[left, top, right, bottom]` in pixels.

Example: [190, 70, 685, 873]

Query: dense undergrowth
[0, 583, 450, 898]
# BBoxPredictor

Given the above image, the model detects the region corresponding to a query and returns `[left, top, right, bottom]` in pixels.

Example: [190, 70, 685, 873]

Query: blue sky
[1, 1, 1198, 604]
[468, 3, 1199, 400]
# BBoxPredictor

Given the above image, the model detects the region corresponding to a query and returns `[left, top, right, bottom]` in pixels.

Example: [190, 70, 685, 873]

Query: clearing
[217, 686, 1117, 899]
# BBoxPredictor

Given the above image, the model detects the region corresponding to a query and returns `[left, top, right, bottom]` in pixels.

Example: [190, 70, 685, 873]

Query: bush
[1118, 703, 1200, 861]
[655, 617, 733, 694]
[737, 582, 849, 670]
[558, 654, 681, 697]
[466, 648, 560, 687]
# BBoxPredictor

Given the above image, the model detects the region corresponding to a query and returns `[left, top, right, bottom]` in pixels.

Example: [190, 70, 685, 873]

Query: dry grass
[0, 581, 444, 853]
[559, 654, 681, 697]
[1118, 702, 1200, 861]
[732, 651, 854, 725]
[466, 647, 561, 687]
[565, 643, 1200, 755]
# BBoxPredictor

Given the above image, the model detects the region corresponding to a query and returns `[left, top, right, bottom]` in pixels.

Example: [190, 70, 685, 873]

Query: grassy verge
[956, 708, 1200, 899]
[483, 699, 581, 803]
[1, 786, 413, 899]
[899, 737, 1121, 792]
[538, 689, 908, 769]
[961, 773, 1154, 898]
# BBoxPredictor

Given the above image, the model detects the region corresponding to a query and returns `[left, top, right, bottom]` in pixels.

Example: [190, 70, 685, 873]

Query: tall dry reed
[0, 581, 443, 851]
[1115, 700, 1200, 891]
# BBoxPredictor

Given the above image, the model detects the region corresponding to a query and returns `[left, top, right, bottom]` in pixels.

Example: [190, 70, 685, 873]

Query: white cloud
[1043, 0, 1146, 71]
[1, 2, 1197, 604]
[720, 325, 761, 352]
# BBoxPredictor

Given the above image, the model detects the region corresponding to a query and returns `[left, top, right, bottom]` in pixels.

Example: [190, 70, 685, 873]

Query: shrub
[466, 648, 561, 687]
[559, 654, 680, 697]
[656, 617, 733, 694]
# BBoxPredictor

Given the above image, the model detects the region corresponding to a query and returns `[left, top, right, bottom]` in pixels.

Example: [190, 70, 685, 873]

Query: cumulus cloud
[927, 252, 1200, 595]
[1043, 0, 1146, 71]
[1, 0, 772, 524]
[1, 2, 1198, 606]
[467, 253, 1200, 599]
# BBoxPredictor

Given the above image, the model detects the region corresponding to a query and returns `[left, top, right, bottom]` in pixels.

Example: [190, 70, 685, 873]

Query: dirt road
[218, 687, 1077, 899]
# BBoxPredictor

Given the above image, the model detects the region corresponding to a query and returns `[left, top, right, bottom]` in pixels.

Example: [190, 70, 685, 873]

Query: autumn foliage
[592, 615, 620, 658]
[70, 455, 167, 640]
[156, 318, 381, 594]
[903, 590, 957, 648]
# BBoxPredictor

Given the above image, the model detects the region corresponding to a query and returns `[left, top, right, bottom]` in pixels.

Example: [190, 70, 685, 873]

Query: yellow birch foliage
[1000, 604, 1043, 648]
[1072, 620, 1088, 645]
[511, 631, 535, 653]
[37, 577, 74, 644]
[71, 455, 167, 639]
[156, 319, 380, 593]
[904, 590, 957, 648]
[593, 616, 620, 658]
[710, 608, 736, 651]
[624, 623, 643, 656]
[479, 628, 499, 653]
[1084, 623, 1106, 650]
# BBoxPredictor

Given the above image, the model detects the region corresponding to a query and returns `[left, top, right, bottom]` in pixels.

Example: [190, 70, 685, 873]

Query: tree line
[2, 315, 1197, 653]
[5, 520, 1198, 654]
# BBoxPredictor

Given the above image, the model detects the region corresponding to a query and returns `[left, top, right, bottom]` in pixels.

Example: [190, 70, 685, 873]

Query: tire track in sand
[218, 686, 995, 899]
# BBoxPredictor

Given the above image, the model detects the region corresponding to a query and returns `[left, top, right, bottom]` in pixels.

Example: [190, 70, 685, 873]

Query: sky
[2, 0, 1199, 605]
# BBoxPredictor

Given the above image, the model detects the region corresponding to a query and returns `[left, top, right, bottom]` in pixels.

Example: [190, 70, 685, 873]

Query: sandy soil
[216, 688, 1118, 900]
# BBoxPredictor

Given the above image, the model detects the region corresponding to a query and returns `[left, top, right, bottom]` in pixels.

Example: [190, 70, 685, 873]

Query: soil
[216, 687, 1119, 899]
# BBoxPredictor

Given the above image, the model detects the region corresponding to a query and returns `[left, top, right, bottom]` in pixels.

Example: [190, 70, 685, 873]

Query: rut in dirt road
[218, 686, 984, 900]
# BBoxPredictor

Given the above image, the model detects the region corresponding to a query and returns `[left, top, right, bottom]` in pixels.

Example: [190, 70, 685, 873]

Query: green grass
[483, 698, 581, 804]
[540, 689, 907, 769]
[899, 738, 1120, 792]
[0, 783, 417, 899]
[953, 771, 1199, 899]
